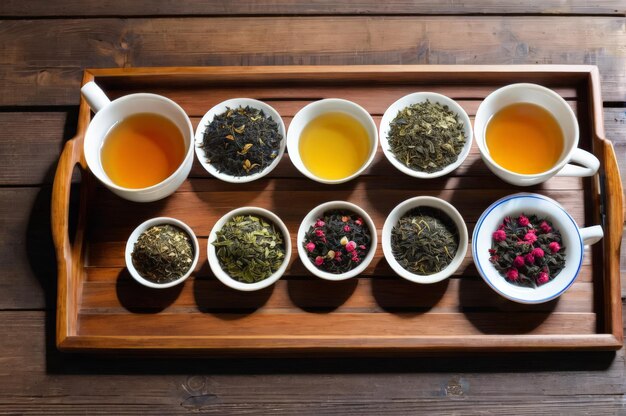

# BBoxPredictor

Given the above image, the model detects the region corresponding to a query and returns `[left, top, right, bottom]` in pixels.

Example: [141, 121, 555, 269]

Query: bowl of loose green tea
[195, 98, 286, 183]
[297, 201, 377, 281]
[125, 217, 199, 289]
[379, 92, 473, 178]
[208, 207, 291, 291]
[382, 196, 468, 284]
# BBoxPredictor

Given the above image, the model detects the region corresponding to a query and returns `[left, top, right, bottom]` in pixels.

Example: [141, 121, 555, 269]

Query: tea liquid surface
[486, 103, 564, 174]
[298, 112, 370, 180]
[101, 113, 185, 188]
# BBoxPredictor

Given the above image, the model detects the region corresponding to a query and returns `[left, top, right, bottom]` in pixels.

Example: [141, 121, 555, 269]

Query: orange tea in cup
[486, 103, 564, 174]
[100, 113, 185, 189]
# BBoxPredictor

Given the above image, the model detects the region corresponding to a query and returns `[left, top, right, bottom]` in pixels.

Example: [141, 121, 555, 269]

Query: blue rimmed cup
[472, 193, 603, 304]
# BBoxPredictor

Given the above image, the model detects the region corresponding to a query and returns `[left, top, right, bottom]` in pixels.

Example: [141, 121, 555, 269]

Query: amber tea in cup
[298, 112, 370, 181]
[485, 103, 564, 175]
[100, 113, 186, 189]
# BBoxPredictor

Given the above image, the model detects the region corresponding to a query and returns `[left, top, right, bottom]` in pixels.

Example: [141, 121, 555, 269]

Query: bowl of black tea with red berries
[472, 193, 604, 304]
[208, 207, 291, 291]
[125, 217, 199, 289]
[297, 201, 377, 281]
[382, 196, 468, 284]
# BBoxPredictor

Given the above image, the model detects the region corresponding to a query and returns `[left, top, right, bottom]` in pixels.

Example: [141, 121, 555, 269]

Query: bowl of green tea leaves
[208, 207, 291, 291]
[379, 92, 472, 178]
[125, 217, 199, 289]
[297, 201, 377, 281]
[382, 196, 468, 284]
[195, 98, 286, 183]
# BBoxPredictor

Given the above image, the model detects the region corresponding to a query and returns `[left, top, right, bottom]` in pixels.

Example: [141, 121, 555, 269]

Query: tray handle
[598, 137, 624, 344]
[51, 136, 81, 272]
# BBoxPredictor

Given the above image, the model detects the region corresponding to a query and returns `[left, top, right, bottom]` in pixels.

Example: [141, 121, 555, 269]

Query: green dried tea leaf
[212, 215, 286, 283]
[388, 100, 466, 173]
[391, 207, 458, 275]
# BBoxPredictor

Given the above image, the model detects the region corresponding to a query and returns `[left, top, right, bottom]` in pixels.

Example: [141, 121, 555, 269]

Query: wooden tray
[52, 65, 623, 353]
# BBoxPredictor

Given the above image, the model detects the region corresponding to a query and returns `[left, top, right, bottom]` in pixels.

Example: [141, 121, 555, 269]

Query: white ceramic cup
[474, 83, 599, 186]
[472, 193, 603, 304]
[382, 196, 468, 284]
[287, 99, 378, 184]
[379, 92, 473, 179]
[81, 81, 194, 202]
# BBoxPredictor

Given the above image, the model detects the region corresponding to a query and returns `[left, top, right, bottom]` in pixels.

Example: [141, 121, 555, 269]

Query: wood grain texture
[0, 113, 73, 185]
[0, 188, 54, 309]
[1, 1, 625, 16]
[0, 0, 624, 411]
[604, 108, 626, 297]
[1, 17, 625, 105]
[0, 311, 624, 414]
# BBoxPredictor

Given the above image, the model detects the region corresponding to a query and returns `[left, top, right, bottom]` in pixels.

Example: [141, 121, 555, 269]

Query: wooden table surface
[1, 2, 625, 414]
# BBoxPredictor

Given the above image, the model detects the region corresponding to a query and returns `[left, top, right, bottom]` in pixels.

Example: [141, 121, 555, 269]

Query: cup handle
[81, 81, 111, 113]
[579, 225, 603, 246]
[555, 148, 600, 177]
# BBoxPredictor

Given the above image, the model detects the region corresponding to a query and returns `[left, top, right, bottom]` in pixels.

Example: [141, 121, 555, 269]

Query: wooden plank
[86, 186, 589, 240]
[106, 88, 581, 117]
[0, 112, 74, 185]
[1, 17, 625, 105]
[77, 311, 597, 337]
[0, 188, 54, 310]
[79, 275, 595, 313]
[1, 1, 624, 16]
[0, 311, 623, 414]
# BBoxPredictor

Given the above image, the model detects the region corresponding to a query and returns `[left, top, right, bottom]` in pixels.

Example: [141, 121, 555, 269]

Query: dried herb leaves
[131, 224, 194, 284]
[212, 215, 286, 283]
[200, 106, 282, 177]
[388, 100, 466, 173]
[391, 207, 459, 275]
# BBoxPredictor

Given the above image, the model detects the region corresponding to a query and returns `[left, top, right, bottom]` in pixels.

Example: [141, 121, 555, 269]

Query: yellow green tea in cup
[298, 112, 370, 181]
[486, 103, 564, 174]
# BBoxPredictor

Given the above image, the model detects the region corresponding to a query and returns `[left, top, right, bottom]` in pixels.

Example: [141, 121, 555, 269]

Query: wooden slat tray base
[52, 66, 623, 353]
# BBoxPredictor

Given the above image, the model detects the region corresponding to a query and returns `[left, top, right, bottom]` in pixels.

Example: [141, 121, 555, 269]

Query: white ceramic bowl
[297, 201, 377, 281]
[287, 99, 378, 184]
[125, 217, 200, 289]
[194, 98, 286, 183]
[379, 92, 473, 179]
[382, 196, 468, 284]
[472, 193, 603, 304]
[208, 207, 292, 291]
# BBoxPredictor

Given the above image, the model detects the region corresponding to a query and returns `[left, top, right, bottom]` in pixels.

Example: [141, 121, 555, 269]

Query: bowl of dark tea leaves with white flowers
[195, 98, 286, 183]
[382, 196, 468, 284]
